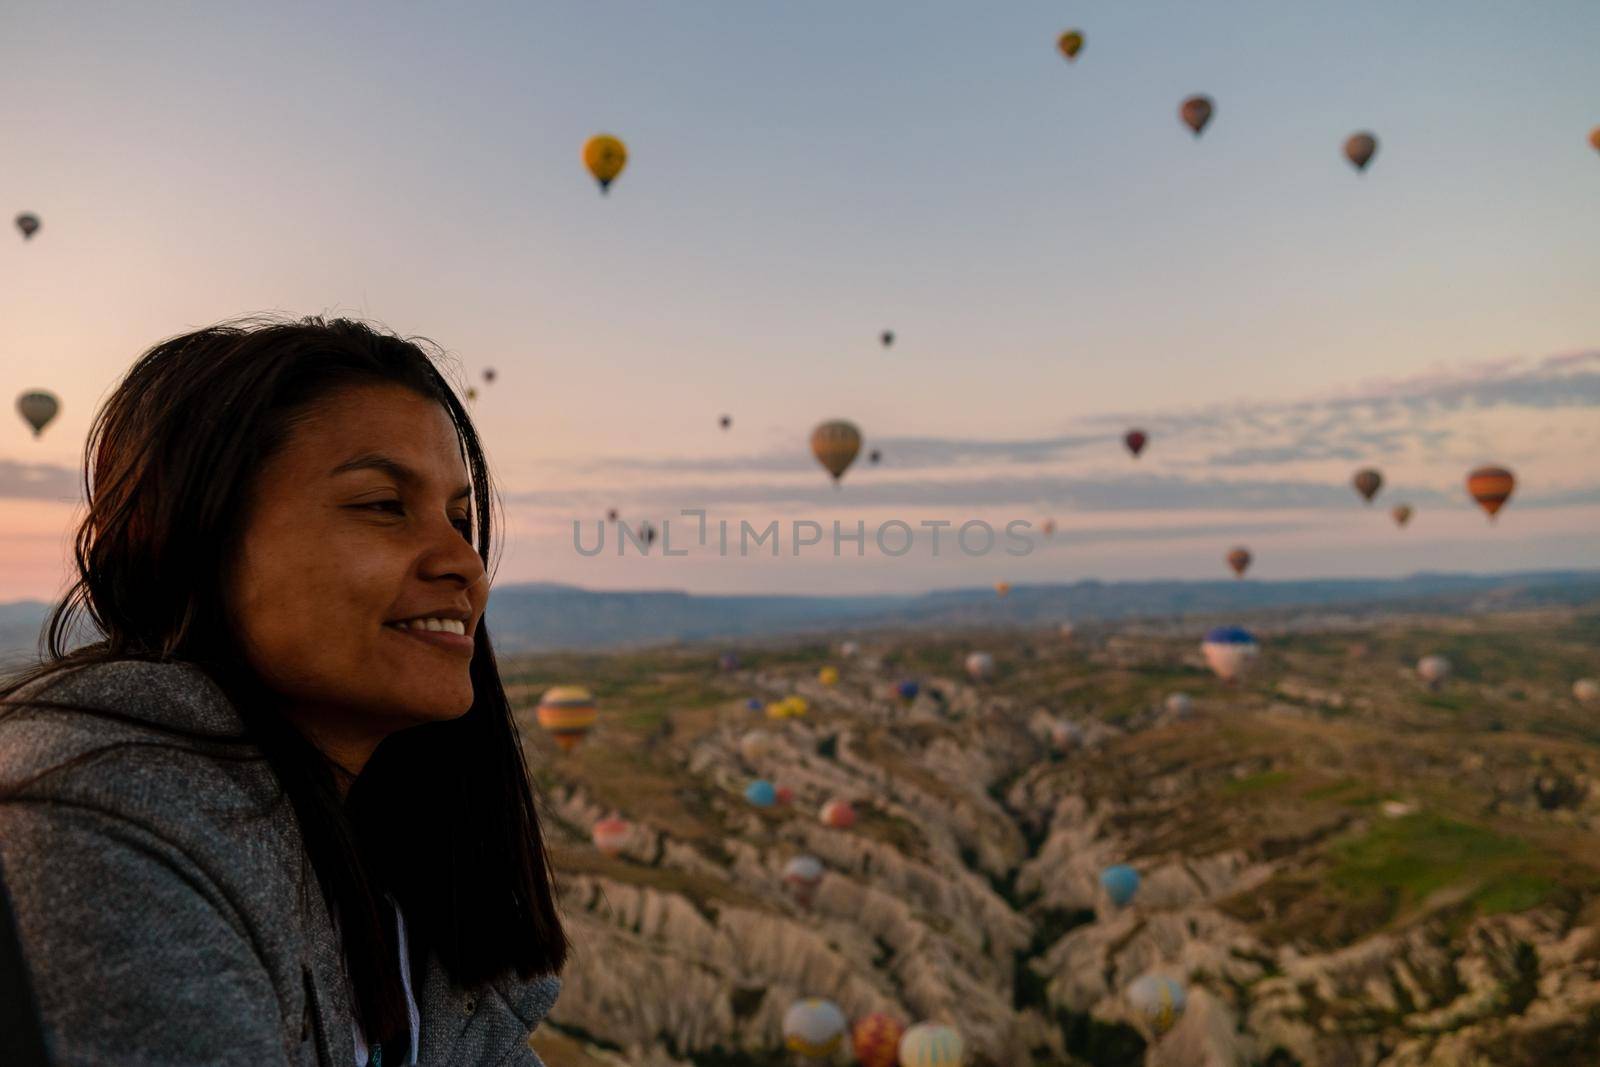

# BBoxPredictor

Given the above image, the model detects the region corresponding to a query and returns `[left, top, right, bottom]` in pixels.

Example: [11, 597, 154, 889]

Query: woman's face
[229, 382, 488, 760]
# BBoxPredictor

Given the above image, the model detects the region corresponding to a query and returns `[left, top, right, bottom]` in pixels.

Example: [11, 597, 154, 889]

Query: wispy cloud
[0, 460, 79, 503]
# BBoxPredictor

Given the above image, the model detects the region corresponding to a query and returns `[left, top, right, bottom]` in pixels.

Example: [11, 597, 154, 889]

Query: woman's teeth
[390, 617, 467, 636]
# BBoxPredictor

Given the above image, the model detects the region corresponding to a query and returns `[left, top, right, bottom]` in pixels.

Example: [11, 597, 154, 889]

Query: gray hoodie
[0, 659, 560, 1066]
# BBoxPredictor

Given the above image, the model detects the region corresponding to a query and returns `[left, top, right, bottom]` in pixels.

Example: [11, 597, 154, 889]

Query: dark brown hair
[1, 316, 566, 1052]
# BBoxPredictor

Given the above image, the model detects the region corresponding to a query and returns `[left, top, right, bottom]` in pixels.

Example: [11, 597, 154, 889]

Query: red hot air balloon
[852, 1013, 906, 1067]
[1180, 95, 1214, 136]
[1226, 547, 1252, 578]
[1467, 466, 1515, 520]
[1124, 430, 1148, 458]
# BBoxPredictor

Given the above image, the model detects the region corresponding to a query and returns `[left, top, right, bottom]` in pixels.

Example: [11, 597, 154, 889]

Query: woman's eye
[356, 501, 471, 538]
[451, 517, 473, 536]
[362, 500, 405, 515]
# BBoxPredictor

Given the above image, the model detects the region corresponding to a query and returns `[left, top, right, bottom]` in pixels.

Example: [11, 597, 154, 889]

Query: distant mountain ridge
[3, 569, 1597, 663]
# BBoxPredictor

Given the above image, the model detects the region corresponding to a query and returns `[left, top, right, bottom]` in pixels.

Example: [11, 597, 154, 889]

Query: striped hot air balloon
[783, 855, 825, 908]
[536, 686, 597, 752]
[1352, 468, 1383, 503]
[1202, 626, 1258, 682]
[899, 1021, 965, 1067]
[1467, 466, 1515, 520]
[811, 420, 862, 484]
[852, 1012, 906, 1067]
[784, 998, 847, 1058]
[1127, 974, 1187, 1035]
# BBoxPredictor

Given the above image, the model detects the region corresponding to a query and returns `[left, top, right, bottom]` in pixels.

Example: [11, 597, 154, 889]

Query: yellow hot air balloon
[811, 420, 862, 485]
[582, 134, 628, 194]
[1467, 466, 1515, 520]
[1057, 30, 1084, 61]
[537, 685, 598, 752]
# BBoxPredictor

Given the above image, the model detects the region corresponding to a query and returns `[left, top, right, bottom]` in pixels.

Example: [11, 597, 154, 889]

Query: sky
[2, 1, 1598, 600]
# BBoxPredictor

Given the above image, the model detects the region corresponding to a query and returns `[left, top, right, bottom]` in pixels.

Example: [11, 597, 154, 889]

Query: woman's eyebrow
[329, 452, 472, 501]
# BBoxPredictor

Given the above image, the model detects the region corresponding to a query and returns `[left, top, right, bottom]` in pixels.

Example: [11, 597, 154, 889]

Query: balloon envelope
[16, 391, 60, 437]
[1417, 654, 1452, 689]
[1589, 126, 1600, 154]
[899, 1022, 965, 1067]
[783, 998, 846, 1058]
[1202, 626, 1259, 682]
[964, 651, 995, 682]
[1467, 466, 1515, 519]
[1180, 95, 1214, 135]
[719, 414, 731, 430]
[536, 686, 597, 752]
[1165, 692, 1194, 718]
[14, 213, 40, 239]
[852, 1013, 906, 1067]
[1352, 468, 1383, 502]
[591, 816, 631, 856]
[897, 679, 921, 702]
[1345, 132, 1378, 171]
[1100, 864, 1140, 906]
[811, 420, 863, 483]
[818, 665, 840, 686]
[881, 330, 895, 347]
[820, 799, 856, 829]
[1057, 30, 1084, 60]
[1226, 547, 1252, 578]
[745, 780, 777, 807]
[1124, 429, 1148, 457]
[1391, 504, 1413, 528]
[1127, 975, 1187, 1035]
[994, 581, 1011, 599]
[582, 134, 628, 192]
[1573, 678, 1599, 704]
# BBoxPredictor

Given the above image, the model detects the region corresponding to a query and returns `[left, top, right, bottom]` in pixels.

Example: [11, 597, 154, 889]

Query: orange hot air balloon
[994, 581, 1011, 599]
[582, 134, 628, 193]
[1226, 547, 1252, 578]
[1124, 429, 1148, 457]
[820, 799, 856, 829]
[1352, 468, 1382, 503]
[1180, 95, 1214, 136]
[1391, 504, 1413, 528]
[1041, 518, 1057, 537]
[1467, 466, 1515, 519]
[1057, 30, 1084, 61]
[852, 1013, 906, 1067]
[1588, 126, 1600, 154]
[811, 420, 862, 485]
[1344, 132, 1378, 172]
[537, 685, 598, 752]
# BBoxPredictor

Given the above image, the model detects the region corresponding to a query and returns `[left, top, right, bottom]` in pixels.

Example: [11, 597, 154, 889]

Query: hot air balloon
[1573, 678, 1599, 705]
[1392, 504, 1414, 528]
[818, 665, 840, 686]
[1124, 430, 1148, 458]
[964, 651, 995, 683]
[1165, 692, 1194, 719]
[899, 1022, 964, 1067]
[746, 697, 764, 713]
[1352, 468, 1383, 503]
[1467, 466, 1515, 520]
[1042, 518, 1057, 536]
[852, 1013, 906, 1067]
[1344, 132, 1378, 172]
[482, 367, 497, 384]
[1058, 621, 1075, 641]
[1180, 95, 1214, 136]
[606, 508, 619, 522]
[1417, 654, 1452, 690]
[897, 679, 920, 703]
[783, 855, 825, 908]
[1202, 626, 1258, 682]
[536, 686, 598, 752]
[591, 816, 632, 857]
[783, 998, 847, 1058]
[868, 448, 882, 465]
[745, 780, 777, 808]
[1226, 547, 1252, 578]
[638, 520, 657, 547]
[1127, 975, 1187, 1036]
[994, 581, 1011, 599]
[718, 414, 732, 430]
[582, 134, 628, 193]
[1057, 30, 1084, 61]
[1588, 126, 1599, 154]
[738, 730, 773, 765]
[881, 330, 895, 348]
[811, 420, 862, 485]
[774, 784, 794, 805]
[1050, 720, 1083, 752]
[14, 213, 40, 240]
[16, 391, 60, 438]
[820, 799, 856, 829]
[465, 386, 478, 403]
[1100, 864, 1140, 907]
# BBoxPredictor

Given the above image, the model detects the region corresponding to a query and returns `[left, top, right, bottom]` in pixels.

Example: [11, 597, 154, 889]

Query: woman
[0, 318, 568, 1066]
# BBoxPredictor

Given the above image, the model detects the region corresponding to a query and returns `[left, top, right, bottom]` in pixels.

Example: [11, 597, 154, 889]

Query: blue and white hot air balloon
[1201, 626, 1258, 682]
[1100, 864, 1141, 907]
